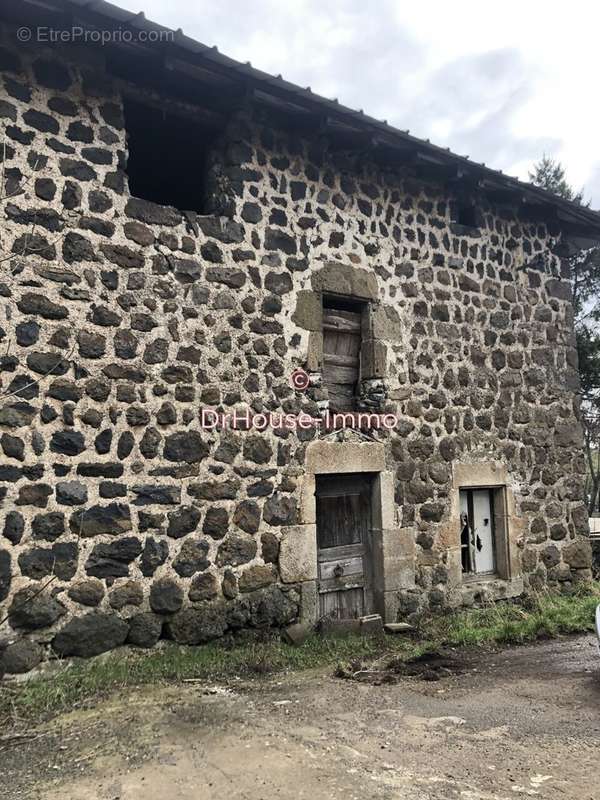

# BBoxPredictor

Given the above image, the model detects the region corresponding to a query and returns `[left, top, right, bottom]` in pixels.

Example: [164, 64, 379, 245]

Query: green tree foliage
[529, 155, 587, 206]
[529, 156, 600, 397]
[530, 156, 600, 511]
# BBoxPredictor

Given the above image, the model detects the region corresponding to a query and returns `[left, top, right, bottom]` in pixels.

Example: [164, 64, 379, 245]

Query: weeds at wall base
[1, 585, 598, 728]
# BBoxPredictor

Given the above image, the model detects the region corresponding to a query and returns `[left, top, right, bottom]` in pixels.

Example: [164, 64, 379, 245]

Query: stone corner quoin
[0, 25, 593, 675]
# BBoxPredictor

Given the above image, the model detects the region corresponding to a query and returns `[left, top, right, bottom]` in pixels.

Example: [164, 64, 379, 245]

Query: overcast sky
[118, 0, 600, 208]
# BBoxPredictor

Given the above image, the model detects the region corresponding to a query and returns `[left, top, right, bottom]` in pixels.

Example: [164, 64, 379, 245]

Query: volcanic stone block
[0, 639, 44, 674]
[165, 605, 227, 645]
[216, 533, 257, 568]
[17, 293, 68, 319]
[202, 507, 229, 539]
[127, 613, 163, 648]
[0, 549, 11, 601]
[132, 485, 181, 505]
[109, 581, 143, 609]
[3, 511, 24, 544]
[16, 320, 40, 346]
[56, 481, 88, 506]
[261, 531, 280, 564]
[84, 536, 142, 578]
[222, 570, 238, 600]
[163, 431, 209, 463]
[172, 538, 209, 577]
[15, 483, 53, 508]
[31, 512, 65, 541]
[125, 197, 180, 226]
[197, 217, 244, 243]
[70, 503, 132, 537]
[238, 564, 276, 593]
[17, 547, 55, 580]
[188, 479, 240, 501]
[50, 430, 85, 456]
[233, 500, 261, 534]
[140, 537, 169, 577]
[48, 379, 81, 402]
[541, 544, 560, 568]
[189, 572, 219, 602]
[149, 579, 184, 614]
[242, 435, 273, 465]
[1, 432, 24, 461]
[264, 228, 296, 254]
[115, 431, 134, 460]
[0, 402, 36, 427]
[77, 462, 123, 478]
[167, 506, 201, 538]
[263, 494, 298, 526]
[205, 267, 246, 288]
[236, 585, 298, 629]
[8, 587, 66, 630]
[68, 579, 104, 607]
[0, 465, 23, 483]
[563, 539, 592, 569]
[52, 614, 129, 657]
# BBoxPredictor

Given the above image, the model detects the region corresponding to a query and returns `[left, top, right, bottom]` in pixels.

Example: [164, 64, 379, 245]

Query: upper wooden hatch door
[322, 307, 361, 412]
[315, 474, 374, 620]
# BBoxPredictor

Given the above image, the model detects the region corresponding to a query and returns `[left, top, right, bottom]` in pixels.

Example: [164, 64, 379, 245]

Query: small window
[322, 296, 364, 412]
[123, 96, 216, 212]
[455, 202, 478, 228]
[459, 488, 497, 576]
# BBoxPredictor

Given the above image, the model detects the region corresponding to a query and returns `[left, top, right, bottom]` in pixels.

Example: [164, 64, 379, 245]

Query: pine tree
[529, 155, 587, 205]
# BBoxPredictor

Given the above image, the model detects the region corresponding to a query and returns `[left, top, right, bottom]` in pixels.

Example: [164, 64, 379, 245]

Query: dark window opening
[455, 202, 478, 228]
[322, 295, 365, 412]
[123, 96, 216, 212]
[460, 488, 497, 576]
[323, 294, 364, 313]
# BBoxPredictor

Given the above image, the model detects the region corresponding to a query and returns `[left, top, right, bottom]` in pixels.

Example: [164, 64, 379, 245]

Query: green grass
[421, 585, 600, 647]
[1, 584, 598, 726]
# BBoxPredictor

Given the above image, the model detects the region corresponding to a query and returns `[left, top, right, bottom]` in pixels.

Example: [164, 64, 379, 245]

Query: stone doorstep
[282, 622, 311, 646]
[384, 622, 415, 634]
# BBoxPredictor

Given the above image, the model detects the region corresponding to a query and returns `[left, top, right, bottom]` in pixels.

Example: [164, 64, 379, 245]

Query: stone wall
[0, 35, 592, 673]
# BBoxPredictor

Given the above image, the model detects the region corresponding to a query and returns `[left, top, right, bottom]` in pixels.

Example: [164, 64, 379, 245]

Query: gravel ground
[2, 634, 600, 800]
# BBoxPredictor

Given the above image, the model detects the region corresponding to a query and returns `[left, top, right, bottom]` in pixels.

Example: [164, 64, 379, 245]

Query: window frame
[458, 484, 511, 582]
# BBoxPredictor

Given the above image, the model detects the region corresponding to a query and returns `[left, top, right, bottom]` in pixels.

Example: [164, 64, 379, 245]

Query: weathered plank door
[322, 307, 361, 412]
[316, 474, 373, 620]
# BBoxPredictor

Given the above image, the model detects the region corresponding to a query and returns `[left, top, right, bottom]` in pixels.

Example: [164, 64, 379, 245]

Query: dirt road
[2, 635, 600, 800]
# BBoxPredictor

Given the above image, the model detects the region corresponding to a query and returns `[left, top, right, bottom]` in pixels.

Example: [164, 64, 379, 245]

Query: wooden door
[316, 474, 373, 620]
[322, 307, 361, 412]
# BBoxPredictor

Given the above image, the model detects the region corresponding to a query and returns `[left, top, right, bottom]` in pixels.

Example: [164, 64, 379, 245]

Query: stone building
[1, 0, 599, 673]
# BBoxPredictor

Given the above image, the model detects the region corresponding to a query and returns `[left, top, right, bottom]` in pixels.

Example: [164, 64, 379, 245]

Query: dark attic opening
[454, 200, 478, 228]
[123, 96, 217, 213]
